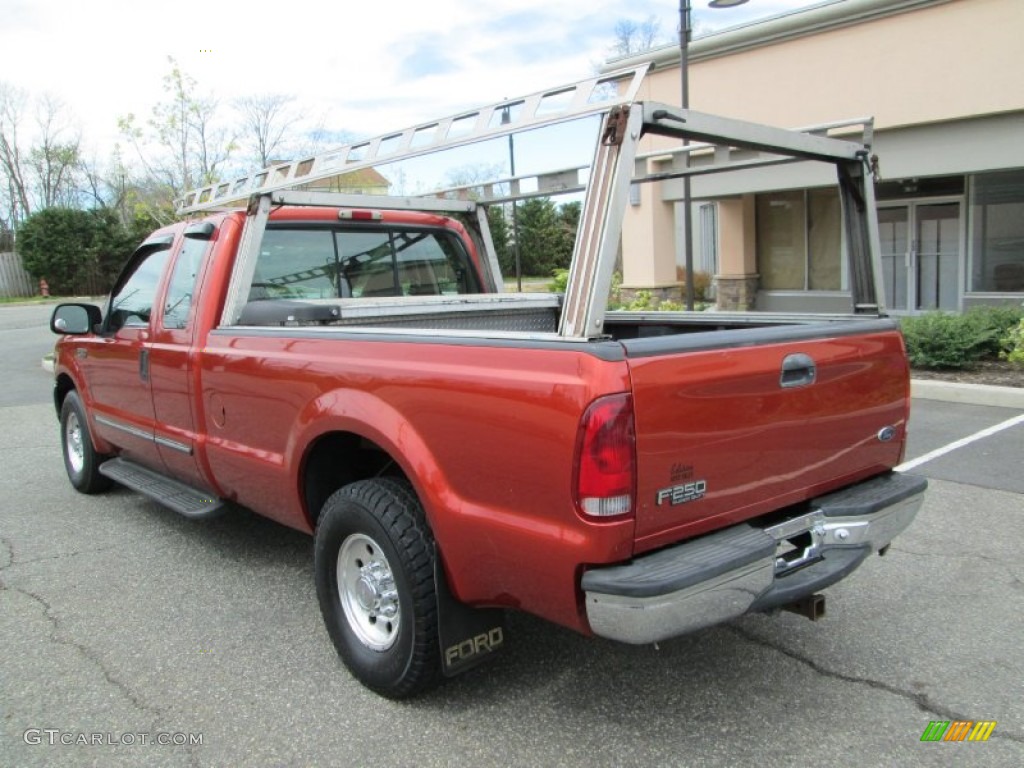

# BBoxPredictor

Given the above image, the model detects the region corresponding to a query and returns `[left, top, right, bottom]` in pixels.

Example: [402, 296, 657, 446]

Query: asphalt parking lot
[1, 302, 1022, 767]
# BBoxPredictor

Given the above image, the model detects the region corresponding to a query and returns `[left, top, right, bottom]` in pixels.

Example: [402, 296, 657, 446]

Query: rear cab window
[249, 224, 481, 303]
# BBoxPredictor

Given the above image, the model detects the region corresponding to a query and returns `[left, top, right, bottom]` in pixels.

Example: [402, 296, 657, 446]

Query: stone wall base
[715, 275, 760, 311]
[617, 283, 684, 306]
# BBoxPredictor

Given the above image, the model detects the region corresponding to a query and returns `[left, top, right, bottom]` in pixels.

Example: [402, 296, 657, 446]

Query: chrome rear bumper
[582, 472, 927, 644]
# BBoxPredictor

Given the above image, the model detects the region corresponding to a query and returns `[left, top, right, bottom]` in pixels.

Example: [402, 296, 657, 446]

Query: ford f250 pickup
[49, 69, 926, 698]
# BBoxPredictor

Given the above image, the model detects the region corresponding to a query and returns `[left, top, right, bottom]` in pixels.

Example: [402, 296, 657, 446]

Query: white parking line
[896, 413, 1024, 472]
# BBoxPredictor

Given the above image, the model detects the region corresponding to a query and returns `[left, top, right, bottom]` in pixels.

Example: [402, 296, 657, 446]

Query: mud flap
[434, 553, 505, 677]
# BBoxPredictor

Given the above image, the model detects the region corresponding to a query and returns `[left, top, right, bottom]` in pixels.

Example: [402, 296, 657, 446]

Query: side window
[251, 229, 338, 299]
[163, 237, 209, 330]
[108, 247, 173, 332]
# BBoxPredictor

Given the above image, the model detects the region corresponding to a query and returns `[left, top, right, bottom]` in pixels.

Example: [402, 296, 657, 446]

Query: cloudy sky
[0, 0, 827, 165]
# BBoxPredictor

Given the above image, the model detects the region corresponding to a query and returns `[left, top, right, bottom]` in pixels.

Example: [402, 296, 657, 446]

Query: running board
[99, 458, 225, 520]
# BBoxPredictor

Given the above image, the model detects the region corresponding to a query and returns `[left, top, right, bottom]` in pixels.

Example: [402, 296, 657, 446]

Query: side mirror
[51, 303, 102, 335]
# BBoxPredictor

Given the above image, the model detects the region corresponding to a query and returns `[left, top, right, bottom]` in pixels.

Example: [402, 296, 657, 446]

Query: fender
[53, 360, 116, 456]
[293, 390, 507, 670]
[289, 387, 458, 533]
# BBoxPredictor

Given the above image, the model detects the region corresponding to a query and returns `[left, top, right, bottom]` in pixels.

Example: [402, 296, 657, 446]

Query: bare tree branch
[235, 93, 299, 168]
[0, 83, 33, 226]
[29, 93, 81, 209]
[610, 14, 663, 57]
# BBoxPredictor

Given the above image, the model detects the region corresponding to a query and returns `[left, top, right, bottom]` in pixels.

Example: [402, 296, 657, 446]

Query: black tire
[60, 390, 112, 494]
[314, 477, 442, 698]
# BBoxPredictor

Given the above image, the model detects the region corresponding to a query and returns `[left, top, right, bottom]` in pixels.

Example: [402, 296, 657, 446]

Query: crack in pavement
[10, 544, 121, 567]
[0, 534, 13, 572]
[11, 582, 162, 719]
[892, 544, 1017, 569]
[890, 545, 1024, 587]
[727, 625, 1024, 745]
[2, 534, 203, 766]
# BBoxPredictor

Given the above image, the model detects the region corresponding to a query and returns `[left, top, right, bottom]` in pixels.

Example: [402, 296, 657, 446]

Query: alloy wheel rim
[337, 533, 400, 651]
[65, 411, 85, 474]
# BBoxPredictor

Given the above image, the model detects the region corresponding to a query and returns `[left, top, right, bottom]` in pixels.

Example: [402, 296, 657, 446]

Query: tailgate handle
[780, 353, 816, 389]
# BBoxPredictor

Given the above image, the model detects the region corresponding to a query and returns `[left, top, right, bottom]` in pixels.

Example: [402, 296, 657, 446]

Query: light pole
[501, 105, 522, 292]
[679, 0, 748, 310]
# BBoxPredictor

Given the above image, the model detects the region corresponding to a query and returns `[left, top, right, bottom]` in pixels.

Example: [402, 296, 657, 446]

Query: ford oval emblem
[877, 426, 897, 442]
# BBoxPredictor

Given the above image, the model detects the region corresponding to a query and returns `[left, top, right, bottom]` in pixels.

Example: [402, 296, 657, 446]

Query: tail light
[574, 393, 636, 519]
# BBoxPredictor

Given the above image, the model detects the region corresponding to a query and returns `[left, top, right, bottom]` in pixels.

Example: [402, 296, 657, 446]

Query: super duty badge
[657, 480, 708, 506]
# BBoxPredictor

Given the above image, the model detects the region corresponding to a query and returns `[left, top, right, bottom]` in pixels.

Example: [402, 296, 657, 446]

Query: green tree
[515, 197, 581, 277]
[18, 207, 137, 295]
[487, 205, 510, 276]
[557, 200, 582, 266]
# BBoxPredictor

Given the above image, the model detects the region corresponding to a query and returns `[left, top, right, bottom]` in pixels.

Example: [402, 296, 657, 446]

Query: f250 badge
[656, 480, 708, 506]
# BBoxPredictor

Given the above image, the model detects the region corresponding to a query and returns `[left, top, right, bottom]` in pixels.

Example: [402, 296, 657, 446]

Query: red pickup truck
[49, 91, 926, 698]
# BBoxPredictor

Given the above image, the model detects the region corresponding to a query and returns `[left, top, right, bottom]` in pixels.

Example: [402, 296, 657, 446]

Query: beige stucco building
[607, 0, 1024, 312]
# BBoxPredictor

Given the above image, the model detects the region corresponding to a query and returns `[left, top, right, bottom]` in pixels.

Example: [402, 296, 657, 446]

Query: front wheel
[314, 478, 441, 698]
[60, 390, 111, 494]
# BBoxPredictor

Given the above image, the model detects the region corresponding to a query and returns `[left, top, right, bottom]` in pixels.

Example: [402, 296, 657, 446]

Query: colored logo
[920, 721, 996, 742]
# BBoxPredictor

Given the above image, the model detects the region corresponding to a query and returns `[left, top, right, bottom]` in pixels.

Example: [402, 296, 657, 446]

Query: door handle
[139, 349, 150, 382]
[780, 353, 816, 389]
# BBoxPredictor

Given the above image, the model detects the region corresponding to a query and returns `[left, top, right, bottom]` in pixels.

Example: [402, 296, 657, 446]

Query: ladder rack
[176, 65, 649, 214]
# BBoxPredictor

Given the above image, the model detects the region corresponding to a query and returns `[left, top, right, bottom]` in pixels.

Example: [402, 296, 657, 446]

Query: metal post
[679, 0, 695, 311]
[679, 0, 749, 310]
[509, 132, 522, 292]
[502, 105, 523, 292]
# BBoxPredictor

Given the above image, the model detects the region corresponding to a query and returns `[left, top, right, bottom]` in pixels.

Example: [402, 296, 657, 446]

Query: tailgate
[623, 320, 909, 554]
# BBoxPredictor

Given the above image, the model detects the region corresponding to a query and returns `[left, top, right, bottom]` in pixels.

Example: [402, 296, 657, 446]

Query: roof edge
[601, 0, 953, 72]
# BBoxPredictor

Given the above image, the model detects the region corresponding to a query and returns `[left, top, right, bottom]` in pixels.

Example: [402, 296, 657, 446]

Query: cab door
[148, 223, 217, 488]
[85, 237, 175, 470]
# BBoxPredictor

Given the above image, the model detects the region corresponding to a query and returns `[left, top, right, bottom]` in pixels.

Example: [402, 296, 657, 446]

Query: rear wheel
[314, 478, 441, 698]
[60, 390, 111, 494]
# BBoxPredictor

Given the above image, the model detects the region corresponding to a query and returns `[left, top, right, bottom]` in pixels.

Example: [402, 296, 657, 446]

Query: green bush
[18, 207, 138, 295]
[962, 305, 1024, 358]
[549, 268, 569, 293]
[1001, 319, 1024, 366]
[900, 306, 1024, 369]
[675, 267, 713, 302]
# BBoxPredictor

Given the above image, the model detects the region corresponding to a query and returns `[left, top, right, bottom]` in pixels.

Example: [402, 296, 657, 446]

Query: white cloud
[0, 0, 822, 166]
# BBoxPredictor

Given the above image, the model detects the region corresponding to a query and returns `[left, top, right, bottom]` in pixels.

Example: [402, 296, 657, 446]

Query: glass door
[878, 206, 909, 311]
[878, 201, 962, 312]
[915, 203, 960, 311]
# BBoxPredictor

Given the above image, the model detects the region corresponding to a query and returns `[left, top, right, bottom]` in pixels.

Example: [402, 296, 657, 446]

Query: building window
[699, 203, 718, 274]
[970, 169, 1024, 293]
[756, 188, 842, 291]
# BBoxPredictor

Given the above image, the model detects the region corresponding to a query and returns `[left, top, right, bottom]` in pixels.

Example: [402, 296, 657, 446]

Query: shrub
[900, 306, 1024, 370]
[549, 268, 569, 293]
[1001, 319, 1024, 366]
[962, 305, 1024, 358]
[675, 267, 713, 302]
[900, 312, 996, 370]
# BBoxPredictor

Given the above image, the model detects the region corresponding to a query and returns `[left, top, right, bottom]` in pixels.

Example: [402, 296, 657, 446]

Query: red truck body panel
[627, 331, 910, 553]
[196, 329, 636, 629]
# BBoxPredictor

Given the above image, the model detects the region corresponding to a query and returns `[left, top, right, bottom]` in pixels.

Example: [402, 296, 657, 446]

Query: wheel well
[54, 374, 75, 415]
[302, 431, 407, 528]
